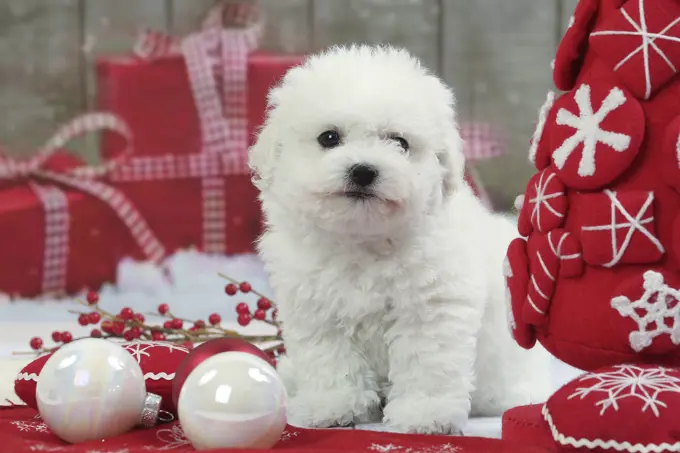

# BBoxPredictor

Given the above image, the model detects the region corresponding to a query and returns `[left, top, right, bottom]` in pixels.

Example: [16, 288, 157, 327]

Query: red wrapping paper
[0, 406, 547, 453]
[95, 15, 264, 255]
[0, 151, 146, 297]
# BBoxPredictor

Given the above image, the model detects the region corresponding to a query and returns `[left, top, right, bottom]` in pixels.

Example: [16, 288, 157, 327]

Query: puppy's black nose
[349, 164, 379, 187]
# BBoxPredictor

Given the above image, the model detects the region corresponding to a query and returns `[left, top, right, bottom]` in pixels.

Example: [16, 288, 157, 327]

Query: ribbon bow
[0, 113, 165, 294]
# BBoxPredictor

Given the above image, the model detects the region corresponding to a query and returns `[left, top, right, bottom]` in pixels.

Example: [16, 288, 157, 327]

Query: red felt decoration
[518, 169, 568, 236]
[578, 190, 664, 267]
[0, 406, 548, 453]
[549, 83, 645, 191]
[528, 92, 556, 171]
[504, 238, 536, 349]
[543, 364, 680, 453]
[501, 405, 554, 451]
[553, 0, 600, 91]
[662, 116, 680, 193]
[589, 0, 680, 101]
[171, 338, 273, 409]
[13, 341, 190, 417]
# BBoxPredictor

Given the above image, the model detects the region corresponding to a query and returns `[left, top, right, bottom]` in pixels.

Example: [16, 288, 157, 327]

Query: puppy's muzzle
[344, 164, 379, 199]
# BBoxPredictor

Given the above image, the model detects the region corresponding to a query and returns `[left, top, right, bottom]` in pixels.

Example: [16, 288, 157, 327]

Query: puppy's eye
[390, 136, 409, 152]
[317, 130, 341, 149]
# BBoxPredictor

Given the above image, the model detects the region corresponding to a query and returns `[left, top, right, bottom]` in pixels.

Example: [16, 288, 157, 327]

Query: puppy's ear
[248, 118, 279, 191]
[437, 127, 466, 197]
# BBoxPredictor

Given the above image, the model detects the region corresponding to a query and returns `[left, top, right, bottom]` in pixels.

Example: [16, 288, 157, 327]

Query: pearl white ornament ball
[36, 338, 147, 443]
[178, 351, 288, 451]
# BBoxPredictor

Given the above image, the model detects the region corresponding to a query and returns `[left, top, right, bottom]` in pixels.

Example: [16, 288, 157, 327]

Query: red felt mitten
[504, 238, 536, 349]
[14, 341, 189, 417]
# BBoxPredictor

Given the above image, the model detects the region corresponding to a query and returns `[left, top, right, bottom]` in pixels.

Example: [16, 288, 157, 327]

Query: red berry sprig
[20, 273, 282, 356]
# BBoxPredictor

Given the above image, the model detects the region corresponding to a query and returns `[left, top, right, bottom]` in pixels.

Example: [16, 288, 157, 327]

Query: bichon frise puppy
[249, 45, 551, 434]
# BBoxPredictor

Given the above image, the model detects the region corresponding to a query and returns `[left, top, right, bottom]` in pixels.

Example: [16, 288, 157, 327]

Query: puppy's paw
[383, 393, 470, 435]
[287, 388, 381, 428]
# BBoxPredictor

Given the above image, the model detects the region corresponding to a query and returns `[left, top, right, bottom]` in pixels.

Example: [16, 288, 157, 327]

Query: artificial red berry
[78, 314, 89, 326]
[51, 331, 62, 342]
[158, 303, 169, 315]
[29, 337, 43, 350]
[90, 329, 102, 338]
[87, 312, 101, 324]
[225, 284, 238, 295]
[61, 331, 73, 343]
[239, 282, 252, 293]
[119, 307, 134, 320]
[171, 318, 183, 329]
[163, 320, 173, 329]
[151, 331, 166, 341]
[257, 298, 272, 310]
[194, 320, 206, 328]
[86, 291, 99, 305]
[111, 322, 125, 336]
[236, 302, 250, 315]
[134, 313, 145, 323]
[237, 313, 251, 326]
[123, 330, 136, 342]
[101, 321, 113, 333]
[208, 313, 221, 325]
[253, 309, 266, 321]
[189, 326, 200, 332]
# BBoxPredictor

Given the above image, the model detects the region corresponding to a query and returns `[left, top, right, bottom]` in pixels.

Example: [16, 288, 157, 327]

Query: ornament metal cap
[139, 392, 162, 428]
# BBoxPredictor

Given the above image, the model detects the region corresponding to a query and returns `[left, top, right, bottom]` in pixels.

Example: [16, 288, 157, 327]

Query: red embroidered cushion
[543, 364, 680, 452]
[13, 341, 190, 418]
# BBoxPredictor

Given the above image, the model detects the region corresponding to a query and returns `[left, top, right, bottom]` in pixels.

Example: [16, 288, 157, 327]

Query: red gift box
[96, 2, 264, 255]
[0, 114, 165, 298]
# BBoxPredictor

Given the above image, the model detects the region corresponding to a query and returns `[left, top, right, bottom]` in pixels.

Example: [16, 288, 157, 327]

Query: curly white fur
[249, 45, 551, 434]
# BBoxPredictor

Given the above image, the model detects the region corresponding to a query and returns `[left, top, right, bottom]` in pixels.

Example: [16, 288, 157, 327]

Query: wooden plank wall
[0, 0, 579, 209]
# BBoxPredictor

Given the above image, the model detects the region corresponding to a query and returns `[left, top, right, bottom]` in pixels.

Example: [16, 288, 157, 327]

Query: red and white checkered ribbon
[0, 112, 166, 295]
[131, 1, 262, 253]
[459, 122, 506, 207]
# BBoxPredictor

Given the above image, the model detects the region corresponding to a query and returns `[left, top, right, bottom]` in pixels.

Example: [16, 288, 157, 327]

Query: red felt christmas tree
[502, 0, 680, 451]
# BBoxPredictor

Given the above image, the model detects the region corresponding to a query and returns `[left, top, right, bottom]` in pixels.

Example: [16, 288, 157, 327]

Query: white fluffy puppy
[249, 45, 551, 434]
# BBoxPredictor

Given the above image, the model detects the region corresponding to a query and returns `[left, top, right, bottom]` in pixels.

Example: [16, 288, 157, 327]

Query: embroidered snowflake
[611, 270, 680, 352]
[528, 170, 564, 232]
[151, 424, 191, 450]
[581, 190, 663, 268]
[552, 84, 631, 177]
[502, 256, 516, 334]
[12, 420, 49, 433]
[28, 444, 66, 452]
[123, 341, 189, 362]
[368, 443, 459, 453]
[590, 0, 680, 100]
[569, 365, 680, 417]
[280, 429, 299, 442]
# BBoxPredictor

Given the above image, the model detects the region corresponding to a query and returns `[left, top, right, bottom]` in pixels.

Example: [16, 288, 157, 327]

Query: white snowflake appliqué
[368, 443, 459, 453]
[503, 256, 516, 334]
[590, 0, 680, 100]
[569, 365, 680, 417]
[581, 190, 663, 268]
[279, 429, 299, 442]
[150, 424, 191, 450]
[12, 420, 49, 433]
[611, 270, 680, 352]
[123, 341, 189, 363]
[552, 84, 631, 177]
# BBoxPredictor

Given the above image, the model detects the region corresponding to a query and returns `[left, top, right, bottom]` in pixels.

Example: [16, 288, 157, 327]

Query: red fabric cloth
[501, 405, 554, 451]
[0, 151, 146, 297]
[0, 406, 549, 453]
[506, 0, 680, 371]
[96, 55, 262, 255]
